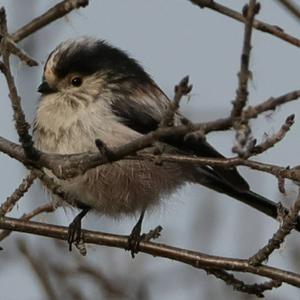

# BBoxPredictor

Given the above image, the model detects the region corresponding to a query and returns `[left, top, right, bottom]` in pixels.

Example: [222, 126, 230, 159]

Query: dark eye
[71, 77, 82, 87]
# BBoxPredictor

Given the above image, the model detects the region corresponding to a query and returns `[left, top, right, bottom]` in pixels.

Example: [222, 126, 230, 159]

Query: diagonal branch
[0, 171, 37, 216]
[189, 0, 300, 47]
[277, 0, 300, 21]
[11, 0, 89, 43]
[249, 188, 300, 265]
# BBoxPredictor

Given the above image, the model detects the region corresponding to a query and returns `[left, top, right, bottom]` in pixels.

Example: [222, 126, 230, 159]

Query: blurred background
[0, 0, 300, 299]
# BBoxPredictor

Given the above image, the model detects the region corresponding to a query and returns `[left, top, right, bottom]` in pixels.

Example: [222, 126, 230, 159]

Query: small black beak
[38, 81, 56, 94]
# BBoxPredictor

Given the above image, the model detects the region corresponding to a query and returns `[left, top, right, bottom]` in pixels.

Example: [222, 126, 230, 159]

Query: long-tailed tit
[34, 37, 298, 253]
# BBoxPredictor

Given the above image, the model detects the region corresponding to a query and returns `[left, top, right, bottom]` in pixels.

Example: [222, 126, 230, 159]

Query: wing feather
[109, 80, 249, 192]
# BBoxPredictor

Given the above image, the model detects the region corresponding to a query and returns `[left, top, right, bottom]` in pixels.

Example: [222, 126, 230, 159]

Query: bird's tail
[190, 167, 300, 232]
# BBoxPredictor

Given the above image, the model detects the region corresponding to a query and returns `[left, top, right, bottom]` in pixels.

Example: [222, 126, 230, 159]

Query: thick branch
[0, 202, 55, 242]
[0, 216, 300, 287]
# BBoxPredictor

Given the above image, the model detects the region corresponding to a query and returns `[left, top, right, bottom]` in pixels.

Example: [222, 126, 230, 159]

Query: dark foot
[128, 223, 144, 258]
[67, 207, 90, 251]
[128, 210, 145, 258]
[128, 224, 163, 258]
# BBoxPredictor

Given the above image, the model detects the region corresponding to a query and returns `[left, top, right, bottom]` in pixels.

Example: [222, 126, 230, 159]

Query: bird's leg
[68, 206, 90, 251]
[128, 209, 145, 258]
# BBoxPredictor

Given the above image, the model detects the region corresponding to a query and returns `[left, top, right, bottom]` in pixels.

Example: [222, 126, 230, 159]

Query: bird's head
[38, 37, 151, 106]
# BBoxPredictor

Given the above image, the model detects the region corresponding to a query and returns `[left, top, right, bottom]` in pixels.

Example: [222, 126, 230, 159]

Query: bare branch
[231, 1, 260, 157]
[0, 216, 300, 287]
[207, 269, 281, 297]
[11, 0, 89, 43]
[243, 90, 300, 119]
[0, 171, 37, 216]
[249, 189, 300, 265]
[0, 202, 55, 242]
[190, 0, 300, 47]
[250, 114, 295, 156]
[231, 1, 259, 119]
[0, 8, 38, 159]
[4, 37, 38, 66]
[160, 76, 192, 127]
[0, 1, 299, 295]
[277, 0, 300, 21]
[21, 203, 56, 221]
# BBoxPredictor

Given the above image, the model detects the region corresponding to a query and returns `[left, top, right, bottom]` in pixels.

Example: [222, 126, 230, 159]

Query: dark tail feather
[192, 167, 300, 232]
[164, 135, 250, 192]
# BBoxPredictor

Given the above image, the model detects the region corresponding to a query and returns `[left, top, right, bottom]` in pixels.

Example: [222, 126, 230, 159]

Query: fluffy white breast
[34, 92, 140, 154]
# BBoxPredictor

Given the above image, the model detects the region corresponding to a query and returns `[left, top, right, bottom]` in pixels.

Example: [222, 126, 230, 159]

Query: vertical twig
[0, 8, 38, 159]
[231, 1, 260, 157]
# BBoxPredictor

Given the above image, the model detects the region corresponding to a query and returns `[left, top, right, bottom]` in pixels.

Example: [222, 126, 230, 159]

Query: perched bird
[34, 37, 299, 254]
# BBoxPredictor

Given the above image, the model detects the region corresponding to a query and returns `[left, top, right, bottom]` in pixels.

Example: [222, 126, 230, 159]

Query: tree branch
[0, 216, 300, 288]
[277, 0, 300, 21]
[249, 188, 300, 265]
[189, 0, 300, 47]
[0, 171, 37, 216]
[11, 0, 89, 43]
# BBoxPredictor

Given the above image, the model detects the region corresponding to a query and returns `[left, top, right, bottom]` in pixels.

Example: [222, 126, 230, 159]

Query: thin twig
[243, 90, 300, 119]
[0, 86, 299, 181]
[160, 76, 192, 127]
[207, 269, 282, 297]
[250, 114, 295, 156]
[231, 1, 259, 119]
[130, 153, 298, 180]
[0, 171, 37, 216]
[277, 0, 300, 21]
[249, 189, 300, 265]
[0, 132, 298, 182]
[1, 129, 300, 185]
[0, 8, 38, 159]
[5, 37, 38, 66]
[21, 202, 56, 221]
[11, 0, 89, 43]
[232, 1, 259, 157]
[142, 226, 163, 242]
[189, 0, 300, 47]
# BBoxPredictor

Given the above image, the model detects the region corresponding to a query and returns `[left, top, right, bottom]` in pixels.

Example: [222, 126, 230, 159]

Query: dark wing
[110, 80, 249, 192]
